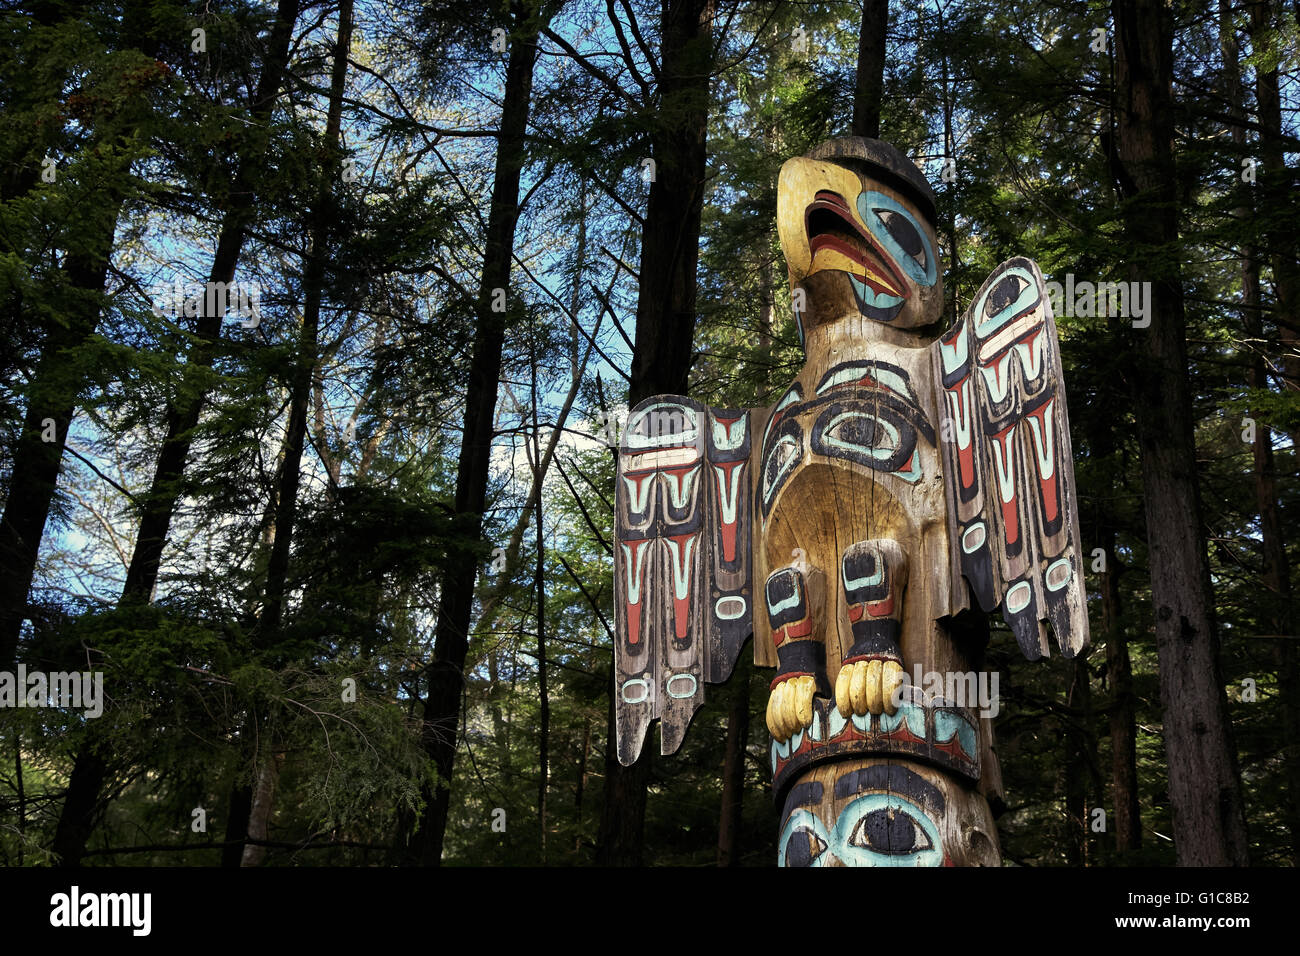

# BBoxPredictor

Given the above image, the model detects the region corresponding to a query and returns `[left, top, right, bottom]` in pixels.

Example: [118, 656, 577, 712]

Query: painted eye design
[782, 825, 829, 867]
[875, 209, 927, 273]
[812, 403, 917, 474]
[975, 266, 1041, 337]
[821, 410, 900, 461]
[857, 190, 937, 288]
[848, 805, 934, 856]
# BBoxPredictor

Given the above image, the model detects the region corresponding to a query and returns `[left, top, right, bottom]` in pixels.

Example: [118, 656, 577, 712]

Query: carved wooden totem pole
[613, 138, 1089, 865]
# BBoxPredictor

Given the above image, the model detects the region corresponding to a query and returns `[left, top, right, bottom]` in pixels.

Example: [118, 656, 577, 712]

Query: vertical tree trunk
[574, 716, 591, 855]
[1063, 653, 1095, 865]
[240, 751, 284, 867]
[716, 658, 749, 865]
[1102, 536, 1140, 853]
[122, 0, 301, 607]
[257, 0, 351, 636]
[1111, 0, 1250, 865]
[398, 0, 544, 867]
[852, 0, 888, 139]
[598, 0, 714, 866]
[531, 318, 550, 864]
[229, 0, 352, 867]
[0, 230, 117, 669]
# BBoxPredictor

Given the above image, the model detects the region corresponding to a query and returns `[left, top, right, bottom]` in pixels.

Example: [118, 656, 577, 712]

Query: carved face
[778, 760, 999, 867]
[777, 155, 944, 335]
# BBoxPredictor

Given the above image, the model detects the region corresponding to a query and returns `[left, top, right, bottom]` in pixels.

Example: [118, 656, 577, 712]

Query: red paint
[865, 594, 895, 618]
[993, 428, 1020, 546]
[1032, 406, 1059, 523]
[626, 600, 641, 647]
[714, 461, 744, 561]
[772, 619, 813, 646]
[667, 533, 696, 640]
[934, 735, 974, 762]
[848, 604, 864, 623]
[769, 671, 808, 690]
[1001, 492, 1020, 546]
[951, 382, 976, 489]
[880, 724, 927, 749]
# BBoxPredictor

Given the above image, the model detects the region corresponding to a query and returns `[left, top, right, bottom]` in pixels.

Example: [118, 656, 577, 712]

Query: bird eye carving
[987, 274, 1027, 318]
[875, 209, 927, 273]
[857, 190, 936, 288]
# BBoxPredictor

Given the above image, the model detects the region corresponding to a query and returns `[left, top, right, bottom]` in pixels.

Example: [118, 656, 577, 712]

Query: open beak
[804, 191, 908, 300]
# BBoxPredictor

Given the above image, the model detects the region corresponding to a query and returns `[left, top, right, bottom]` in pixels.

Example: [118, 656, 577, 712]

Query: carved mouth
[805, 191, 907, 303]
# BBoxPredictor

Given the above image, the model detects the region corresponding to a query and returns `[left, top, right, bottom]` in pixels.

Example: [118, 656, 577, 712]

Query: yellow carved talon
[794, 676, 814, 727]
[766, 688, 781, 738]
[780, 676, 800, 738]
[865, 660, 884, 714]
[835, 665, 852, 717]
[850, 660, 869, 715]
[882, 661, 905, 715]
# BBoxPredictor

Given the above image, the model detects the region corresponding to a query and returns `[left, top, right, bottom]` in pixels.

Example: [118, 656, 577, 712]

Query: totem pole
[613, 138, 1089, 866]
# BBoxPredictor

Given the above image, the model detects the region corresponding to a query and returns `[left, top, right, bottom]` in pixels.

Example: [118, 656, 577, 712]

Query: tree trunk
[1111, 0, 1250, 865]
[1063, 653, 1094, 865]
[121, 0, 300, 606]
[1102, 536, 1140, 853]
[598, 0, 714, 867]
[240, 751, 284, 866]
[531, 318, 550, 864]
[398, 0, 544, 867]
[716, 657, 749, 865]
[852, 0, 888, 139]
[229, 0, 352, 867]
[257, 0, 351, 636]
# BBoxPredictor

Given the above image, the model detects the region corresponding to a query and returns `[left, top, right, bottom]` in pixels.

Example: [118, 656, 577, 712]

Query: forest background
[1, 0, 1297, 867]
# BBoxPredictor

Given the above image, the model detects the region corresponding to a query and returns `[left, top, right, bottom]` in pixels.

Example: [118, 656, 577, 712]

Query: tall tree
[597, 0, 716, 866]
[1111, 0, 1250, 865]
[852, 0, 888, 138]
[398, 0, 547, 867]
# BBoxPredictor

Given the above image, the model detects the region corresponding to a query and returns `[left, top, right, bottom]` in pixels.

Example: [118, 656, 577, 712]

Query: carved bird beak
[804, 190, 907, 301]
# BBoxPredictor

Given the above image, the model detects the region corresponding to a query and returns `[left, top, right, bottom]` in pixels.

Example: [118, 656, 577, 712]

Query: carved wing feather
[931, 257, 1089, 660]
[614, 397, 754, 765]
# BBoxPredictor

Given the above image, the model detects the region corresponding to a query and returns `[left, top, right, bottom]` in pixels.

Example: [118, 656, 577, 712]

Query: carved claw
[767, 674, 817, 741]
[834, 658, 905, 717]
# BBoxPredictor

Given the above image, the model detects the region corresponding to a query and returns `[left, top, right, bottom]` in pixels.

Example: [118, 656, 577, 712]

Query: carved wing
[930, 257, 1089, 660]
[614, 397, 754, 765]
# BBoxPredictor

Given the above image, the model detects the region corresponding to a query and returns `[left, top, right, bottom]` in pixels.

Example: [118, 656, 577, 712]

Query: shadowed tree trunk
[1102, 535, 1139, 854]
[394, 0, 545, 867]
[598, 0, 715, 867]
[228, 0, 353, 868]
[852, 0, 888, 139]
[1111, 0, 1249, 866]
[717, 657, 749, 865]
